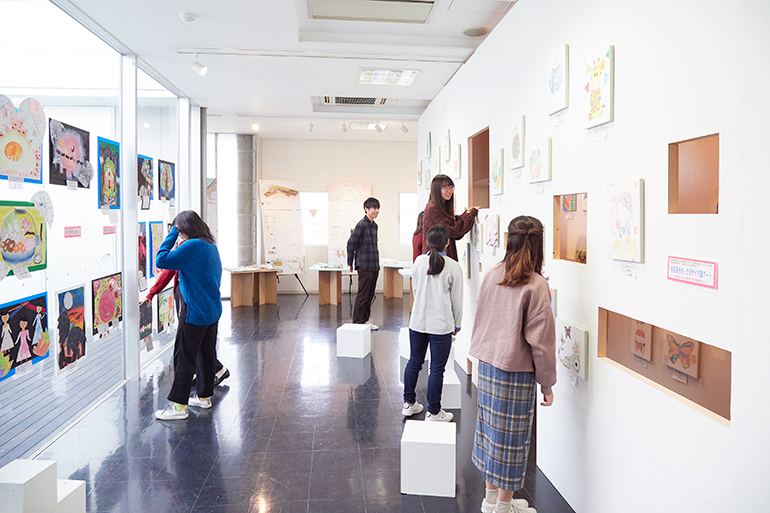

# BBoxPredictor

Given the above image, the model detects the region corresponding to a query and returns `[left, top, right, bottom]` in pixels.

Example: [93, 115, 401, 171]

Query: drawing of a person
[31, 305, 45, 349]
[15, 319, 31, 362]
[1, 313, 13, 353]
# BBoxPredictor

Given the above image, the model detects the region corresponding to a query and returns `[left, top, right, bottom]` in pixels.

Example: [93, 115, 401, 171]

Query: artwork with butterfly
[661, 329, 700, 378]
[0, 292, 49, 383]
[557, 318, 588, 380]
[547, 44, 569, 115]
[92, 272, 123, 335]
[511, 116, 525, 169]
[55, 285, 87, 373]
[631, 319, 652, 362]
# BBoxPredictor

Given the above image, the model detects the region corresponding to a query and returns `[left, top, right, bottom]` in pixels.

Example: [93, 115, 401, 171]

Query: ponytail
[498, 216, 544, 287]
[425, 224, 449, 275]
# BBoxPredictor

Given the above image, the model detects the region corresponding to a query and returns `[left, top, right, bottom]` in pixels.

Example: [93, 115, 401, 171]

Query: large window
[399, 192, 419, 245]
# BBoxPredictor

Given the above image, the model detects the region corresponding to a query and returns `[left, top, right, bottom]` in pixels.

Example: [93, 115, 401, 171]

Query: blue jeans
[403, 329, 453, 415]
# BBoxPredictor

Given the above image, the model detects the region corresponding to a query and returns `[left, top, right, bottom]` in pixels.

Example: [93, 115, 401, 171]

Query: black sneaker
[214, 367, 230, 387]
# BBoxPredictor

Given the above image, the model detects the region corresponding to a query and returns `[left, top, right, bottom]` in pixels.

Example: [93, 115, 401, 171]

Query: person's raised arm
[155, 226, 196, 272]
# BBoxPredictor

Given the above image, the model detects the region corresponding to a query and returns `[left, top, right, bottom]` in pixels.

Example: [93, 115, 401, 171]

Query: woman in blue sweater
[154, 210, 222, 420]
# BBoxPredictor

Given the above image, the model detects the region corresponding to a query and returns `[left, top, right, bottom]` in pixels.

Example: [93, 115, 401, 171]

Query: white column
[178, 97, 191, 212]
[189, 105, 203, 214]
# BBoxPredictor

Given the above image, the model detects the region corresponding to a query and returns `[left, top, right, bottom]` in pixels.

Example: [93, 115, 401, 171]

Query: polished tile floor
[39, 294, 574, 513]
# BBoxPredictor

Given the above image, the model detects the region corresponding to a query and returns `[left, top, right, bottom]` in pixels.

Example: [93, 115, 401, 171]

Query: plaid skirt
[472, 361, 536, 491]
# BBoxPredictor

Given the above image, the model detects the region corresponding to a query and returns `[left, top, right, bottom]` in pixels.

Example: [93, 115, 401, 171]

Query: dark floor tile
[311, 429, 358, 452]
[307, 498, 365, 513]
[195, 475, 262, 507]
[308, 469, 364, 501]
[213, 452, 265, 479]
[360, 448, 401, 472]
[262, 450, 313, 476]
[89, 480, 150, 513]
[362, 469, 401, 499]
[366, 495, 424, 513]
[311, 449, 360, 473]
[136, 480, 200, 513]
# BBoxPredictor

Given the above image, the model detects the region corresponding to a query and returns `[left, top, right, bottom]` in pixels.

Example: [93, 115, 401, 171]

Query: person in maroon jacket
[421, 174, 478, 261]
[412, 211, 424, 263]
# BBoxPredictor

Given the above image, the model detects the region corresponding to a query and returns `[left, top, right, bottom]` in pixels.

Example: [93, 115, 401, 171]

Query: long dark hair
[428, 174, 455, 219]
[173, 210, 216, 244]
[426, 224, 449, 275]
[498, 216, 544, 287]
[413, 211, 424, 236]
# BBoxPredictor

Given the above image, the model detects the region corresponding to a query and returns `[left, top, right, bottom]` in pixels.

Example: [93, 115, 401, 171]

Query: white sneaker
[481, 498, 532, 513]
[402, 402, 424, 416]
[189, 395, 212, 409]
[512, 503, 536, 513]
[425, 409, 453, 422]
[155, 403, 188, 420]
[366, 322, 379, 331]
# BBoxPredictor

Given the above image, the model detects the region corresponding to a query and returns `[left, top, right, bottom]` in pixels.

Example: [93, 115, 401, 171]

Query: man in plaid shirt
[347, 197, 381, 329]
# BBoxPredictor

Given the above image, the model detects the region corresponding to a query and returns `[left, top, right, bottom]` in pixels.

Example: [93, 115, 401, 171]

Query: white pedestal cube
[442, 367, 462, 410]
[336, 323, 372, 358]
[0, 459, 85, 513]
[401, 420, 456, 497]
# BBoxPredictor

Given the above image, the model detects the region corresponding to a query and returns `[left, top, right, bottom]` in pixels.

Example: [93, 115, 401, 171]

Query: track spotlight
[375, 121, 383, 133]
[191, 52, 207, 76]
[308, 121, 314, 132]
[251, 118, 259, 131]
[400, 122, 409, 134]
[342, 120, 348, 133]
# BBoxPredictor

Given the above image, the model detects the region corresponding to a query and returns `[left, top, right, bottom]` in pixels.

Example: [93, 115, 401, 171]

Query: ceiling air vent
[322, 96, 387, 106]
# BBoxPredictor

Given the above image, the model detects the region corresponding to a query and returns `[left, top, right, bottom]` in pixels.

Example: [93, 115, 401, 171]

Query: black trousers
[168, 321, 218, 404]
[353, 268, 379, 324]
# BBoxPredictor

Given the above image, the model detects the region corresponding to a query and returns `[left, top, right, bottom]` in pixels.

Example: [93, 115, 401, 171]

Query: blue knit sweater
[155, 226, 222, 326]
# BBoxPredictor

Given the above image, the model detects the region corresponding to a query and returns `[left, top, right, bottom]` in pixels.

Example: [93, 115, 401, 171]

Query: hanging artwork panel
[92, 272, 122, 335]
[139, 301, 153, 349]
[557, 318, 588, 380]
[451, 144, 462, 179]
[529, 138, 552, 183]
[443, 129, 451, 162]
[138, 154, 153, 200]
[97, 137, 120, 209]
[0, 200, 48, 279]
[631, 319, 653, 362]
[661, 329, 700, 379]
[425, 132, 431, 159]
[0, 95, 45, 184]
[0, 292, 49, 382]
[55, 285, 86, 373]
[547, 44, 569, 115]
[511, 116, 525, 169]
[471, 220, 482, 253]
[149, 221, 164, 278]
[417, 161, 422, 186]
[157, 287, 175, 333]
[584, 45, 615, 129]
[607, 179, 644, 263]
[491, 149, 504, 196]
[483, 212, 499, 247]
[562, 194, 577, 212]
[49, 119, 93, 188]
[138, 222, 147, 281]
[159, 160, 175, 201]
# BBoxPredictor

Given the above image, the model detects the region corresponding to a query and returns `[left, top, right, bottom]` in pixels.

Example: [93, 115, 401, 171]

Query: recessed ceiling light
[251, 118, 259, 131]
[143, 122, 150, 129]
[462, 27, 489, 38]
[349, 122, 389, 131]
[358, 69, 419, 86]
[180, 12, 195, 23]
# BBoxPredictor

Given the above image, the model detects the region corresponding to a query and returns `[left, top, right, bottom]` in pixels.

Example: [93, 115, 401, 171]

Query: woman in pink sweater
[469, 216, 557, 513]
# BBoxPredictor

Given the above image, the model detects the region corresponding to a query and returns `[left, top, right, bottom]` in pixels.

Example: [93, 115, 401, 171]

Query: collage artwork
[149, 221, 163, 278]
[158, 160, 175, 201]
[0, 292, 49, 383]
[48, 118, 93, 188]
[157, 288, 175, 333]
[56, 285, 87, 373]
[97, 137, 120, 209]
[92, 272, 123, 336]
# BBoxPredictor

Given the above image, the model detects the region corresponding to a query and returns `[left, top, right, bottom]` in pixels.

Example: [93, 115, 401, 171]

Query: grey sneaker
[189, 395, 212, 409]
[155, 403, 188, 420]
[402, 402, 424, 416]
[425, 409, 453, 422]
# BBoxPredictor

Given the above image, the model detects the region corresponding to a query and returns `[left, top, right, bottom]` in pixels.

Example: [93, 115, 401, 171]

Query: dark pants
[173, 285, 223, 377]
[353, 268, 379, 324]
[168, 321, 218, 404]
[403, 329, 453, 415]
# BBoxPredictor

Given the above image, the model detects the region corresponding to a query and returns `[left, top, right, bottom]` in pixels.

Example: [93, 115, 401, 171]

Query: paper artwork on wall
[417, 161, 422, 186]
[55, 285, 86, 374]
[0, 199, 48, 280]
[529, 138, 552, 183]
[548, 44, 569, 115]
[0, 95, 45, 184]
[607, 179, 644, 263]
[436, 145, 441, 173]
[49, 119, 93, 188]
[424, 169, 431, 190]
[631, 320, 653, 362]
[491, 149, 504, 196]
[158, 160, 175, 201]
[584, 45, 615, 129]
[149, 221, 163, 278]
[97, 137, 120, 209]
[139, 300, 152, 345]
[463, 242, 471, 278]
[562, 194, 576, 212]
[157, 287, 175, 333]
[443, 129, 451, 162]
[92, 272, 122, 335]
[138, 222, 147, 281]
[471, 220, 482, 253]
[557, 318, 588, 380]
[0, 292, 49, 382]
[511, 116, 525, 169]
[451, 144, 461, 179]
[138, 155, 154, 200]
[426, 132, 431, 159]
[483, 212, 499, 247]
[661, 330, 700, 378]
[549, 288, 556, 316]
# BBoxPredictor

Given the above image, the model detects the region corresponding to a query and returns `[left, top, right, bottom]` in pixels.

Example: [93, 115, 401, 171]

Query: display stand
[401, 420, 456, 497]
[225, 266, 279, 307]
[0, 459, 85, 513]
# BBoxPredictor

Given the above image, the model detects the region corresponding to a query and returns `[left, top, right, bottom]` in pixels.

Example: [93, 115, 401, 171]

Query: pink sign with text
[667, 256, 718, 289]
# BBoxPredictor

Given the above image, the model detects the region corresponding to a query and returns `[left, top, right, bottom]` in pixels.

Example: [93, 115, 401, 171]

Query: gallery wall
[418, 0, 770, 511]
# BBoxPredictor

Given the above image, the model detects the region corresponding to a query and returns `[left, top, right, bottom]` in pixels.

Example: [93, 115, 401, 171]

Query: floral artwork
[149, 221, 163, 278]
[491, 149, 504, 196]
[529, 138, 552, 183]
[97, 137, 120, 209]
[92, 272, 123, 335]
[139, 300, 152, 344]
[157, 287, 175, 333]
[511, 116, 525, 169]
[0, 200, 48, 279]
[158, 160, 175, 201]
[55, 285, 86, 373]
[484, 212, 499, 247]
[661, 330, 700, 379]
[0, 292, 49, 382]
[138, 222, 147, 280]
[585, 46, 615, 129]
[562, 194, 577, 212]
[138, 154, 153, 200]
[0, 95, 45, 183]
[557, 318, 588, 380]
[49, 119, 93, 188]
[631, 319, 652, 362]
[607, 179, 644, 263]
[548, 44, 569, 115]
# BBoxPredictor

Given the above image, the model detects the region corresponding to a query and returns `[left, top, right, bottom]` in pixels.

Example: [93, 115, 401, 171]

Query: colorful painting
[608, 179, 644, 263]
[159, 160, 175, 201]
[149, 221, 163, 278]
[55, 285, 86, 373]
[529, 138, 552, 183]
[0, 95, 45, 184]
[483, 212, 499, 247]
[491, 149, 504, 196]
[157, 287, 175, 333]
[139, 300, 152, 343]
[49, 119, 93, 188]
[97, 137, 120, 209]
[631, 319, 652, 362]
[471, 220, 482, 253]
[511, 116, 525, 169]
[443, 129, 451, 162]
[557, 318, 588, 380]
[549, 288, 557, 316]
[548, 44, 569, 115]
[562, 194, 577, 212]
[661, 329, 700, 379]
[451, 144, 461, 179]
[138, 222, 147, 280]
[425, 132, 431, 159]
[0, 200, 48, 279]
[0, 292, 49, 382]
[92, 272, 123, 335]
[138, 154, 153, 199]
[417, 160, 422, 186]
[585, 46, 615, 129]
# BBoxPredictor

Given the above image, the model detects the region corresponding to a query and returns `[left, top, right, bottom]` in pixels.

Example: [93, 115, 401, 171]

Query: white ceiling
[54, 0, 516, 140]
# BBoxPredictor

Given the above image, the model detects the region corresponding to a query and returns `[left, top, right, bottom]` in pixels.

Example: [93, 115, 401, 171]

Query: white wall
[419, 0, 770, 511]
[260, 139, 417, 293]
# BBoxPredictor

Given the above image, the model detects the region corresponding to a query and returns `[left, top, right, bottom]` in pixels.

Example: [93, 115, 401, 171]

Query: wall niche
[553, 193, 587, 264]
[668, 133, 719, 214]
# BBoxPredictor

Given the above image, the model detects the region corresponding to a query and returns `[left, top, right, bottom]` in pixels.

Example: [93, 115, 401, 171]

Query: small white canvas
[511, 116, 525, 169]
[443, 129, 451, 162]
[607, 179, 644, 262]
[547, 44, 569, 115]
[556, 318, 588, 380]
[491, 149, 504, 195]
[450, 144, 462, 179]
[529, 138, 552, 183]
[584, 45, 615, 129]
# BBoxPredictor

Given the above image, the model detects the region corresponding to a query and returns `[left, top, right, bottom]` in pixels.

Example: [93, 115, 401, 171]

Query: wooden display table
[309, 264, 344, 305]
[382, 261, 412, 299]
[398, 267, 414, 311]
[225, 266, 278, 307]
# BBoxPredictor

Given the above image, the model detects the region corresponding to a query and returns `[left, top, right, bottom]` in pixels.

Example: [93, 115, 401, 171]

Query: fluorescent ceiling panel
[358, 68, 420, 86]
[310, 0, 435, 23]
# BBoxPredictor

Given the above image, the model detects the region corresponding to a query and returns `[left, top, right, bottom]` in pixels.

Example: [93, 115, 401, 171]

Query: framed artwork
[417, 161, 422, 186]
[471, 220, 482, 253]
[424, 168, 431, 190]
[631, 319, 653, 362]
[55, 285, 86, 373]
[443, 129, 451, 162]
[138, 222, 147, 281]
[139, 300, 152, 343]
[92, 272, 123, 335]
[547, 44, 569, 115]
[463, 242, 471, 278]
[511, 115, 525, 169]
[585, 45, 615, 129]
[157, 287, 175, 333]
[484, 212, 499, 247]
[451, 144, 461, 179]
[138, 154, 153, 200]
[529, 138, 552, 183]
[49, 119, 93, 188]
[661, 329, 700, 379]
[0, 95, 45, 184]
[557, 318, 588, 380]
[425, 132, 431, 159]
[0, 200, 48, 279]
[149, 221, 164, 278]
[436, 145, 441, 173]
[158, 160, 175, 201]
[97, 137, 120, 209]
[607, 179, 644, 263]
[491, 149, 504, 196]
[562, 194, 577, 212]
[582, 193, 588, 212]
[0, 292, 49, 382]
[549, 288, 557, 316]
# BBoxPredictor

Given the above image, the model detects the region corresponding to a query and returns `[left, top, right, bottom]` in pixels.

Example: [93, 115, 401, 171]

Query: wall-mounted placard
[667, 256, 718, 289]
